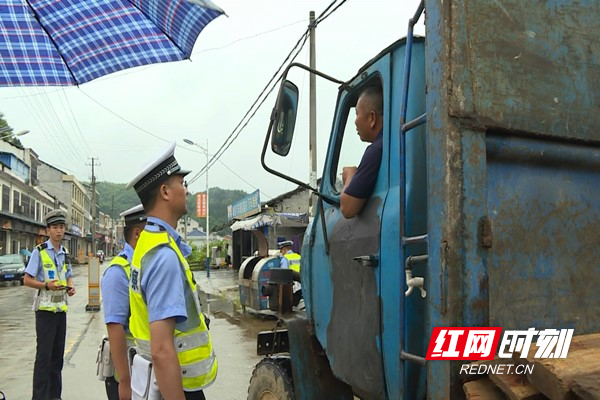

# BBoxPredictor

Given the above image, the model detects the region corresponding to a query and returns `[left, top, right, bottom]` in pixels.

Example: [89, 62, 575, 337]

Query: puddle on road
[199, 290, 277, 341]
[197, 287, 279, 399]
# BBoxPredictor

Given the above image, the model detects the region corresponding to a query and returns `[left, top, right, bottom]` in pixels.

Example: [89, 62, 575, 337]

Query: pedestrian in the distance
[23, 209, 76, 400]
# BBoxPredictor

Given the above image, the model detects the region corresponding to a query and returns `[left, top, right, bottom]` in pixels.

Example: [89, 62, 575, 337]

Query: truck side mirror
[271, 80, 299, 156]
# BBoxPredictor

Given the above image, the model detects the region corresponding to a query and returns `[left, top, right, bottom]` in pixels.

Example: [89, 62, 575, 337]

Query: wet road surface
[0, 264, 274, 400]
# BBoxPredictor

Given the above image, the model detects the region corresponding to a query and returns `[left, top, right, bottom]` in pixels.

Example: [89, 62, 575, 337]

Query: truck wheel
[248, 357, 295, 400]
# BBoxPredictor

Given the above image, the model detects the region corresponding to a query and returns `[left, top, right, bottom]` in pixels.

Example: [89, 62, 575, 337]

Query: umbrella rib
[24, 0, 80, 85]
[124, 0, 186, 57]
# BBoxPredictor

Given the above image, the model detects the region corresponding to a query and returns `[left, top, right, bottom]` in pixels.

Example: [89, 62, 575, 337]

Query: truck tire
[248, 357, 295, 400]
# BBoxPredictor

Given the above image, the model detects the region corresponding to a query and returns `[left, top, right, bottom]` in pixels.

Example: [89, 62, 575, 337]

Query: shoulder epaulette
[36, 243, 48, 251]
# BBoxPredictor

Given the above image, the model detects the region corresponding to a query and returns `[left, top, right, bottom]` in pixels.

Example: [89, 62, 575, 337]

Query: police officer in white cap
[100, 204, 146, 400]
[24, 209, 76, 400]
[127, 142, 217, 400]
[277, 240, 302, 307]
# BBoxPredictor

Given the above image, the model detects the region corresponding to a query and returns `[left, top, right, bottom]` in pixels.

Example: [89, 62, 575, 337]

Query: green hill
[95, 182, 247, 235]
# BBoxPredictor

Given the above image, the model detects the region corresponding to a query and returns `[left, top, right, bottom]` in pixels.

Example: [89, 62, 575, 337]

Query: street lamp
[0, 128, 29, 140]
[183, 138, 211, 278]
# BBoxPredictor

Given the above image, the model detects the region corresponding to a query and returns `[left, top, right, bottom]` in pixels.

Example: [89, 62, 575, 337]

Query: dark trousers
[32, 310, 66, 400]
[293, 289, 303, 307]
[184, 390, 206, 400]
[104, 376, 119, 400]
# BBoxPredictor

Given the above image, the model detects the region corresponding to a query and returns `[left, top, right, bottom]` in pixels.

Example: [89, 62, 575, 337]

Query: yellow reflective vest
[103, 255, 135, 381]
[37, 244, 68, 312]
[104, 255, 134, 340]
[284, 252, 301, 273]
[129, 229, 217, 391]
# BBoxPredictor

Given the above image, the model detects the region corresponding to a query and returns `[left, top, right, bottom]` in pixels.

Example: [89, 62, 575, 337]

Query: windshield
[0, 254, 23, 264]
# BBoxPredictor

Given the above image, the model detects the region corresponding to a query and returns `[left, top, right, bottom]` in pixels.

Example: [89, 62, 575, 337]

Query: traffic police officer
[100, 204, 146, 400]
[24, 209, 76, 400]
[278, 240, 302, 306]
[127, 142, 217, 400]
[277, 240, 300, 272]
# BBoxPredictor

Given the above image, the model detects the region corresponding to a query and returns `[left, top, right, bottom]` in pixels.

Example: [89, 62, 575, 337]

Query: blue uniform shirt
[25, 239, 74, 282]
[344, 130, 383, 199]
[101, 243, 134, 327]
[140, 216, 192, 324]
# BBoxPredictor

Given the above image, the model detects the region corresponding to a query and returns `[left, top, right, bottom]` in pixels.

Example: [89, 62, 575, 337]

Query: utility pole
[86, 157, 101, 313]
[184, 215, 188, 241]
[88, 157, 99, 256]
[309, 10, 317, 216]
[205, 138, 210, 278]
[111, 194, 115, 256]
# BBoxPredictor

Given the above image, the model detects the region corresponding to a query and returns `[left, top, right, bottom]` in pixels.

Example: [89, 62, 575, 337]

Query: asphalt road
[0, 263, 272, 400]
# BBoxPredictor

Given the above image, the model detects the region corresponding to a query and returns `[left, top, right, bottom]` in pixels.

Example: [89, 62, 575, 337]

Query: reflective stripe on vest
[136, 330, 210, 356]
[103, 255, 135, 382]
[129, 229, 217, 391]
[37, 248, 68, 312]
[284, 252, 301, 273]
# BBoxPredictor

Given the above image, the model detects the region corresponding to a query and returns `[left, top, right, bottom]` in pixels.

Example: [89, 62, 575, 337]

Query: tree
[96, 181, 247, 235]
[0, 112, 24, 147]
[186, 187, 248, 235]
[96, 182, 139, 219]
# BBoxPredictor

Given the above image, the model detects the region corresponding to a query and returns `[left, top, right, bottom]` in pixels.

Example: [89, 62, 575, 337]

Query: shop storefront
[0, 212, 46, 256]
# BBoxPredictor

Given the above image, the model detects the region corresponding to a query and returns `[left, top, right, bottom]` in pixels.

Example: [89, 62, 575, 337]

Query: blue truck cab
[250, 1, 600, 399]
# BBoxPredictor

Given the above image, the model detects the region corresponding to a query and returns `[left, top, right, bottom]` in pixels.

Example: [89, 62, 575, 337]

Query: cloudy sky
[0, 0, 424, 202]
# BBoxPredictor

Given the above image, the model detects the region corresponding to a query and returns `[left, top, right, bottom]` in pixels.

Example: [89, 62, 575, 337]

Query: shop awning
[230, 212, 309, 232]
[230, 214, 280, 232]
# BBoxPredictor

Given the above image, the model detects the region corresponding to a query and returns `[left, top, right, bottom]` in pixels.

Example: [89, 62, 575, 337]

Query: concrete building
[37, 160, 92, 263]
[177, 216, 201, 239]
[0, 135, 118, 262]
[186, 228, 207, 249]
[0, 141, 59, 255]
[229, 186, 309, 270]
[98, 211, 117, 256]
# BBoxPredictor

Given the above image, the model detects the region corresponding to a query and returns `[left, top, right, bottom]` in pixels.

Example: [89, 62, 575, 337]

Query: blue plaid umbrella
[0, 0, 224, 86]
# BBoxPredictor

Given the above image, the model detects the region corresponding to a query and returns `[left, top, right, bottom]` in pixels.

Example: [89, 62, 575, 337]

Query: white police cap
[44, 209, 66, 226]
[277, 240, 294, 249]
[120, 204, 146, 226]
[126, 142, 190, 201]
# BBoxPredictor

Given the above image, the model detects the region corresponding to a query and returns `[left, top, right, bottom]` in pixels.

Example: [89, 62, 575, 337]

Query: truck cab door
[304, 73, 389, 400]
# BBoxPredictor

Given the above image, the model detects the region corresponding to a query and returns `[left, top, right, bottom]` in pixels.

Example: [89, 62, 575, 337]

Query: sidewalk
[62, 310, 107, 399]
[194, 268, 240, 317]
[194, 268, 239, 297]
[61, 266, 250, 399]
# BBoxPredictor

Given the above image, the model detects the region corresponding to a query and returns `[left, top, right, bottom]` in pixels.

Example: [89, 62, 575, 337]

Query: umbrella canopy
[0, 0, 224, 86]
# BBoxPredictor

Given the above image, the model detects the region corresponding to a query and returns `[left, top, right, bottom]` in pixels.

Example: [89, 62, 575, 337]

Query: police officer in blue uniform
[101, 204, 146, 400]
[277, 240, 302, 307]
[24, 209, 76, 400]
[127, 142, 217, 400]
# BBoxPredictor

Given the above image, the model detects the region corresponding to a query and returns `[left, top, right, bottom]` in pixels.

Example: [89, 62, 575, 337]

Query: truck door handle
[353, 255, 379, 268]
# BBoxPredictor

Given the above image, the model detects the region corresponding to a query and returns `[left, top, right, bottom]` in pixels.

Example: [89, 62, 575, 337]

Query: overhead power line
[187, 0, 349, 185]
[191, 19, 307, 56]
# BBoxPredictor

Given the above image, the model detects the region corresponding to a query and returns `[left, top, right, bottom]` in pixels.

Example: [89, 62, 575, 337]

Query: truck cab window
[332, 105, 369, 193]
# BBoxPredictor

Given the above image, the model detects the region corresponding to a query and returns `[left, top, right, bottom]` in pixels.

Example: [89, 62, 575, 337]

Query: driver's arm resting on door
[341, 167, 367, 219]
[340, 140, 382, 219]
